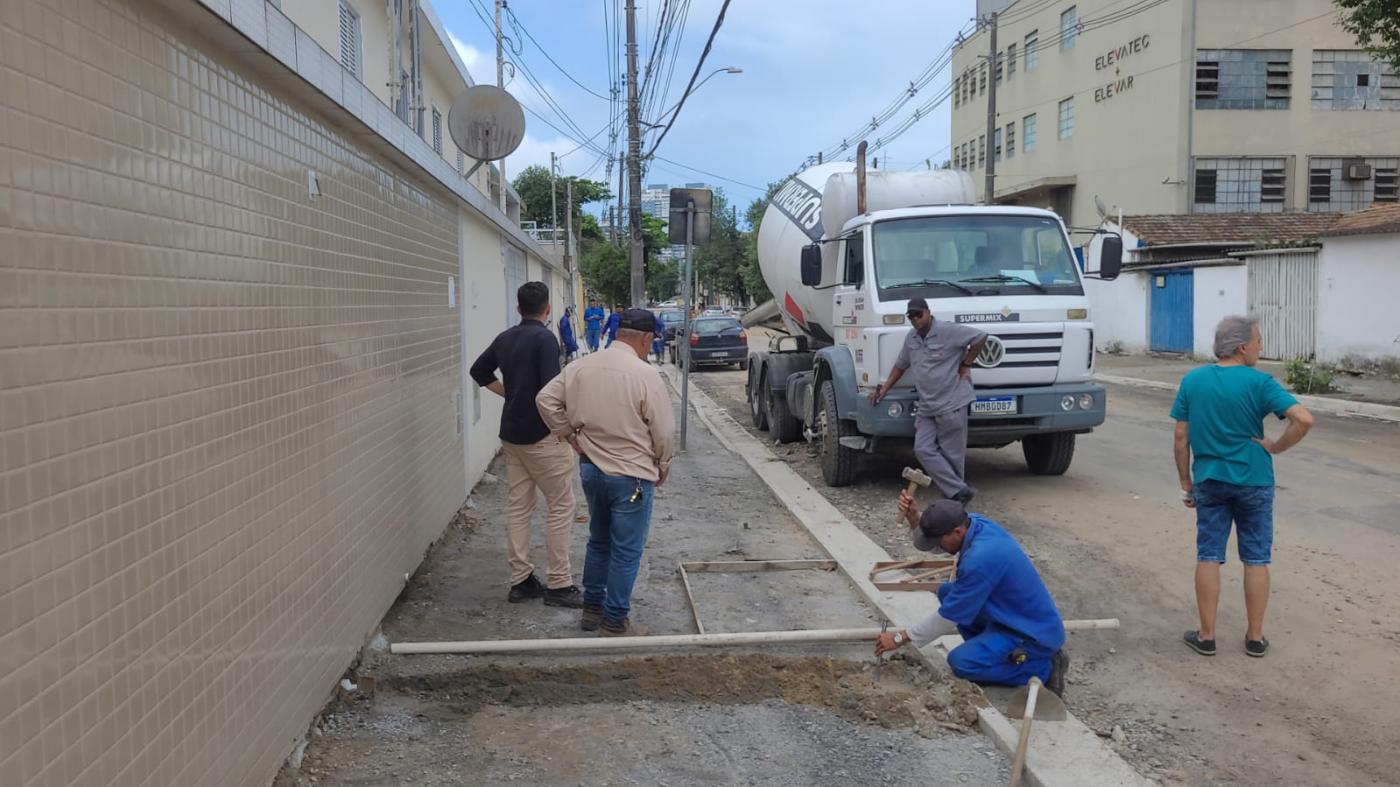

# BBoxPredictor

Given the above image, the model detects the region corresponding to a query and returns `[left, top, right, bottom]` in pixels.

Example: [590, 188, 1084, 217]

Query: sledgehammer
[897, 467, 932, 524]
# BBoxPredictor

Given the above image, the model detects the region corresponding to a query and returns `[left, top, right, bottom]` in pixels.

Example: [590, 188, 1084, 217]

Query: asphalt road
[686, 361, 1400, 787]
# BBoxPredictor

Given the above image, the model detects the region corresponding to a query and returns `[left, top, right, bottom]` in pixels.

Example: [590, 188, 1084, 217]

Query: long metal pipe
[855, 140, 868, 214]
[389, 619, 1120, 655]
[391, 627, 883, 655]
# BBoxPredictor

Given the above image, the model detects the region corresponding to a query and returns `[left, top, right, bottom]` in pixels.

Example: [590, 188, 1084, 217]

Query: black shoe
[581, 603, 604, 631]
[1183, 630, 1216, 656]
[950, 486, 976, 505]
[1046, 649, 1069, 697]
[507, 574, 545, 603]
[544, 585, 585, 609]
[1245, 637, 1269, 658]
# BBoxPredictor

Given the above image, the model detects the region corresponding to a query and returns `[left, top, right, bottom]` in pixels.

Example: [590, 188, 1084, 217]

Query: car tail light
[739, 330, 748, 344]
[689, 333, 699, 347]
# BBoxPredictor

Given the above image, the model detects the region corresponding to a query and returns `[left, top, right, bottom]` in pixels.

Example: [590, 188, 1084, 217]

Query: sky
[438, 0, 976, 219]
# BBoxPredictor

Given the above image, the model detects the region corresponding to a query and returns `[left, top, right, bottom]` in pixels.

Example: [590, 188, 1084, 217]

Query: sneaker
[1183, 630, 1216, 656]
[543, 585, 585, 609]
[1245, 637, 1270, 658]
[1046, 649, 1069, 697]
[507, 574, 545, 603]
[599, 617, 649, 637]
[581, 603, 604, 631]
[950, 486, 977, 505]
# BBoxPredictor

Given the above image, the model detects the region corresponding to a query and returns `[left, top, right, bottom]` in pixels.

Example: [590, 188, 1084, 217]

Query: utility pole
[983, 11, 998, 206]
[496, 0, 507, 212]
[549, 151, 558, 234]
[625, 0, 645, 306]
[564, 180, 574, 273]
[617, 152, 625, 245]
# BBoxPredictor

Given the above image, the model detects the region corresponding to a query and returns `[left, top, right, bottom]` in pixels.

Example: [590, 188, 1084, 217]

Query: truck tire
[749, 368, 769, 430]
[737, 358, 748, 371]
[1022, 433, 1075, 476]
[766, 382, 803, 444]
[818, 380, 859, 487]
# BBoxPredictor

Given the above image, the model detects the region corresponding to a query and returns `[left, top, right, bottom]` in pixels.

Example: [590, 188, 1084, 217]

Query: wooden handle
[895, 481, 917, 524]
[1008, 678, 1041, 787]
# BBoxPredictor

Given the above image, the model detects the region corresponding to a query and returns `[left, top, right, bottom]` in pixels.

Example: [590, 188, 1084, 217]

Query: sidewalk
[274, 382, 1010, 786]
[1096, 353, 1400, 421]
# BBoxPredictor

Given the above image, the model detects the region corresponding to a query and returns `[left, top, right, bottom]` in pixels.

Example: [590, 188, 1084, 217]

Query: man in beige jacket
[537, 309, 675, 636]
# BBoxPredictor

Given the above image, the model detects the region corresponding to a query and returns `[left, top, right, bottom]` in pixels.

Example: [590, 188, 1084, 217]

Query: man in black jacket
[470, 282, 583, 608]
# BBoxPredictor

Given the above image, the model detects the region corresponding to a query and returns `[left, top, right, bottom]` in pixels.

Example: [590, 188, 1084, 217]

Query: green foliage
[647, 258, 680, 302]
[1285, 357, 1336, 394]
[1335, 0, 1400, 71]
[511, 165, 612, 230]
[737, 181, 786, 304]
[580, 241, 630, 307]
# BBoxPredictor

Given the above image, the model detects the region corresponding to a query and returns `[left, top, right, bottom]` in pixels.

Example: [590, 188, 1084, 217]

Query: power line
[642, 0, 732, 158]
[650, 154, 765, 192]
[505, 5, 611, 100]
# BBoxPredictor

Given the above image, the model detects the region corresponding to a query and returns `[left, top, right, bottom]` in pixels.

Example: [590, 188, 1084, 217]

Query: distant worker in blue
[559, 306, 579, 363]
[583, 299, 605, 352]
[604, 305, 623, 348]
[875, 495, 1069, 695]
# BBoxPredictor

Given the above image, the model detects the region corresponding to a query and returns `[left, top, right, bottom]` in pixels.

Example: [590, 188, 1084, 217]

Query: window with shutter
[337, 1, 362, 79]
[432, 106, 442, 153]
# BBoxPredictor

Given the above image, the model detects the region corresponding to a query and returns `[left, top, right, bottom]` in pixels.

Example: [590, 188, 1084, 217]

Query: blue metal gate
[1150, 269, 1194, 353]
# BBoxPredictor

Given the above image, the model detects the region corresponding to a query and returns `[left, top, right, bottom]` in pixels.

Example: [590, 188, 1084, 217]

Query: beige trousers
[501, 439, 577, 588]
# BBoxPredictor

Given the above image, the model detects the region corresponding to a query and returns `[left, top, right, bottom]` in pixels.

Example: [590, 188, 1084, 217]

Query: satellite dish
[1094, 194, 1109, 220]
[448, 85, 525, 162]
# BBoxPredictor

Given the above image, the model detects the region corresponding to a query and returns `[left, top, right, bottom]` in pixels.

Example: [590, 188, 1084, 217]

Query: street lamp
[644, 67, 742, 129]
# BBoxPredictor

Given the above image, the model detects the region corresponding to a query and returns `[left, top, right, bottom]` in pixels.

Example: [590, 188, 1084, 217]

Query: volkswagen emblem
[976, 335, 1006, 368]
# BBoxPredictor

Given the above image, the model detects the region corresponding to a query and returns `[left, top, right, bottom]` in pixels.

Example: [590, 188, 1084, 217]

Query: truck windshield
[872, 215, 1083, 297]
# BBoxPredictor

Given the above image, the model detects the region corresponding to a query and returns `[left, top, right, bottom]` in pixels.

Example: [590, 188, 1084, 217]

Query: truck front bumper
[853, 383, 1106, 446]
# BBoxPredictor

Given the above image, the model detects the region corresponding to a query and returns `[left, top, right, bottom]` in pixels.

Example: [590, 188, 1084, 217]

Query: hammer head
[902, 467, 932, 487]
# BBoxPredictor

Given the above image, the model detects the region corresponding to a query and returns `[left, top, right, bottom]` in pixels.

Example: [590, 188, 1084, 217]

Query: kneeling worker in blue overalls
[875, 493, 1069, 695]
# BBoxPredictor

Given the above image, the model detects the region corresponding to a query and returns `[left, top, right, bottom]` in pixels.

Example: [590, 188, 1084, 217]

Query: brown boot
[581, 603, 604, 631]
[599, 617, 648, 637]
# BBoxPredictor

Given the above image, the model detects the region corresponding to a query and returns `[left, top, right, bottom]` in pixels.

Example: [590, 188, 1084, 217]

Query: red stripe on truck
[784, 292, 807, 326]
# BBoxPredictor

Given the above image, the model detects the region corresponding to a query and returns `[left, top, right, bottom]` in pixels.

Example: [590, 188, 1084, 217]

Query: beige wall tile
[0, 0, 477, 783]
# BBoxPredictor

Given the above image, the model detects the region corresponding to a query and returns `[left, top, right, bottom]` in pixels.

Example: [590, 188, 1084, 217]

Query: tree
[1336, 0, 1400, 71]
[580, 241, 629, 306]
[738, 180, 785, 304]
[510, 165, 612, 229]
[647, 259, 680, 302]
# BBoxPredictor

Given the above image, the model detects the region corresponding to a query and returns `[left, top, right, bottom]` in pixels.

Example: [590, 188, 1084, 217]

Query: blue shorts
[1193, 479, 1275, 565]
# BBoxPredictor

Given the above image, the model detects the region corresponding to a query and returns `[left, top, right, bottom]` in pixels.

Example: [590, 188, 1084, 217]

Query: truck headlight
[887, 402, 904, 417]
[1060, 395, 1076, 412]
[1077, 393, 1094, 410]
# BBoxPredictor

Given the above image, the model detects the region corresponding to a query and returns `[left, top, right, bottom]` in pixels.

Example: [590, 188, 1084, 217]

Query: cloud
[446, 30, 484, 75]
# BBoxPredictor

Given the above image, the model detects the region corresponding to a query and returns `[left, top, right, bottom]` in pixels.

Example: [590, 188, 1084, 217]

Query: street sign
[668, 188, 712, 245]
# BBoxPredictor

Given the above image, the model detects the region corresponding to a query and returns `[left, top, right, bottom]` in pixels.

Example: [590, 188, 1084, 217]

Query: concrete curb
[666, 371, 1149, 787]
[1097, 373, 1400, 423]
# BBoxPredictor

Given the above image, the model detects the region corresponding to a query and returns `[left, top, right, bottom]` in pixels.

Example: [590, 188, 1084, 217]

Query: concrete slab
[670, 372, 1151, 787]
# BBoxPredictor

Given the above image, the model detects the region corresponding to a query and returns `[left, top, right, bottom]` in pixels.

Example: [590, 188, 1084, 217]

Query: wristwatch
[892, 631, 906, 647]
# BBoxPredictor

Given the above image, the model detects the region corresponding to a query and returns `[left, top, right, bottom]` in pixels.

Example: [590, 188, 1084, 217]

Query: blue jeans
[585, 327, 601, 351]
[947, 623, 1054, 687]
[580, 462, 655, 623]
[1193, 479, 1275, 565]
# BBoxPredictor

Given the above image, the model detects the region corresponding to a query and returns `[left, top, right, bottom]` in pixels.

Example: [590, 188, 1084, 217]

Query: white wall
[1316, 234, 1400, 363]
[1192, 265, 1249, 358]
[1086, 272, 1150, 353]
[460, 211, 508, 483]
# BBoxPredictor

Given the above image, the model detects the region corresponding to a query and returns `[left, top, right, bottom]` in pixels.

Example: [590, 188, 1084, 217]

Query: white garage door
[1247, 250, 1318, 360]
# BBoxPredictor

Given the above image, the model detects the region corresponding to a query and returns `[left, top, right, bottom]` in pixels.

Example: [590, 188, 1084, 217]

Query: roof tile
[1323, 203, 1400, 237]
[1122, 213, 1342, 247]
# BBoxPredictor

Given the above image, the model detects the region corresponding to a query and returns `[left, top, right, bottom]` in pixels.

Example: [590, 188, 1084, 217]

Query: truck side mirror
[800, 244, 822, 286]
[1098, 235, 1123, 281]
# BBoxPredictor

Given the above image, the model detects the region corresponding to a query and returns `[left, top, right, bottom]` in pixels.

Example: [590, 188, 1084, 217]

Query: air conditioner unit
[1344, 160, 1373, 180]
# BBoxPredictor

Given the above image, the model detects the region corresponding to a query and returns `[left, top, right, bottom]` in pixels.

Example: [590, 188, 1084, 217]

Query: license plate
[971, 396, 1018, 414]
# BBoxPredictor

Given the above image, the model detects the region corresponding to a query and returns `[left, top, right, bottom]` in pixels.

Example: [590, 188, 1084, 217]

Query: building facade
[950, 0, 1400, 228]
[0, 0, 570, 784]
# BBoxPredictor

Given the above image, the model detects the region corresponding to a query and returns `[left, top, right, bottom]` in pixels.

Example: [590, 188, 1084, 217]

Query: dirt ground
[274, 383, 1010, 786]
[691, 359, 1400, 787]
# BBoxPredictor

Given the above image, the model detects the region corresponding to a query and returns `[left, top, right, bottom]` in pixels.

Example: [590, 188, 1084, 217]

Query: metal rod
[679, 200, 695, 450]
[390, 627, 885, 655]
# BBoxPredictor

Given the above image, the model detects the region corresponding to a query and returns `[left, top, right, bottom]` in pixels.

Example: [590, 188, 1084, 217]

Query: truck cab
[780, 206, 1110, 484]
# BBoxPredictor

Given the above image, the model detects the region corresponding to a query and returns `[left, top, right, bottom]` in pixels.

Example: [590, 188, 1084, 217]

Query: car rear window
[692, 318, 741, 334]
[661, 310, 684, 323]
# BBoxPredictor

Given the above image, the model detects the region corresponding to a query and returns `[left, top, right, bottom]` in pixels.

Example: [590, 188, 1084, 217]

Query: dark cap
[912, 499, 968, 552]
[618, 308, 658, 333]
[906, 296, 930, 313]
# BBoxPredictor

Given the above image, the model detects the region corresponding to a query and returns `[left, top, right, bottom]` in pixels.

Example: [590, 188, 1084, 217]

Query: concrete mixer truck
[744, 147, 1122, 486]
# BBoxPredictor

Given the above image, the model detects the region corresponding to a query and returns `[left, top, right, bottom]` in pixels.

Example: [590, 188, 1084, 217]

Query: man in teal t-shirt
[1171, 315, 1313, 660]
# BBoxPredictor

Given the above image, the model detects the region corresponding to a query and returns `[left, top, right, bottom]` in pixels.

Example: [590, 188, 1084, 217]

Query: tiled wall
[0, 0, 470, 783]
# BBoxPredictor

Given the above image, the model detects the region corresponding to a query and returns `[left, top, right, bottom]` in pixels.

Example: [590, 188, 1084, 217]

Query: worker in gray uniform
[870, 297, 988, 504]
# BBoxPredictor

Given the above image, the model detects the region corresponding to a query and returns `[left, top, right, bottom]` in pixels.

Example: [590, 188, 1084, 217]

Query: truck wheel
[818, 380, 859, 487]
[1022, 433, 1076, 475]
[766, 382, 802, 444]
[749, 369, 769, 430]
